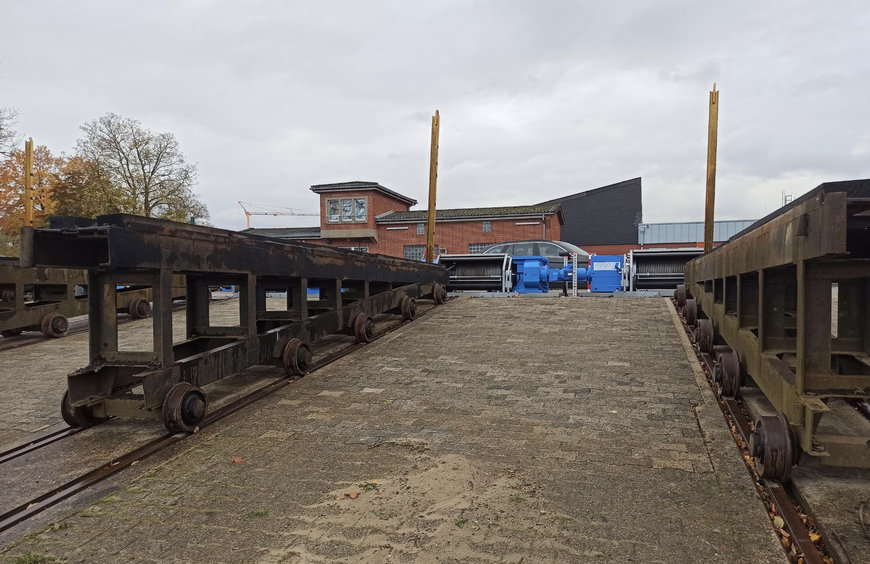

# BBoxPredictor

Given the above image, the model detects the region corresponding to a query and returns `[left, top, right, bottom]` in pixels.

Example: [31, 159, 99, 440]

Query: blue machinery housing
[441, 253, 625, 294]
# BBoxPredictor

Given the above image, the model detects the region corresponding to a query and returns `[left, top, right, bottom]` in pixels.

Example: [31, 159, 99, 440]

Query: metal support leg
[88, 271, 118, 362]
[153, 269, 174, 367]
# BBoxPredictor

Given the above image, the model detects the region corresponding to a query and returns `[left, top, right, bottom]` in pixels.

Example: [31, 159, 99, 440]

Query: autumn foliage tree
[75, 113, 209, 223]
[0, 145, 63, 254]
[49, 156, 125, 218]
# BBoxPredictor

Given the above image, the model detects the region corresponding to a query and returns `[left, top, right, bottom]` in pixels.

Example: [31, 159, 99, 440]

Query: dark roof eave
[310, 182, 417, 206]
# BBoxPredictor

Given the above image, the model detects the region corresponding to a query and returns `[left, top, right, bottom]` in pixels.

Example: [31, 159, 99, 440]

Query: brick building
[245, 179, 641, 259]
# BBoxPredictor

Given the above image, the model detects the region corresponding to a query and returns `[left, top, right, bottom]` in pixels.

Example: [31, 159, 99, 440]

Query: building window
[404, 244, 438, 261]
[327, 197, 367, 224]
[417, 223, 425, 234]
[468, 243, 490, 253]
[482, 221, 491, 233]
[327, 200, 340, 222]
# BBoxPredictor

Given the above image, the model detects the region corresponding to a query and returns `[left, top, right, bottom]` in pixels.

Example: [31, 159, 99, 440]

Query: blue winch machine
[512, 254, 624, 294]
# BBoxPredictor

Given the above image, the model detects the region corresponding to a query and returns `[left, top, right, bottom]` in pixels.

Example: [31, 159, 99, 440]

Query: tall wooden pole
[704, 84, 719, 253]
[24, 138, 34, 227]
[425, 110, 440, 262]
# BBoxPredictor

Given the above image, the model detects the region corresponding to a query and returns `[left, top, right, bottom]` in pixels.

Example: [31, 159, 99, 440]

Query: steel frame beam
[21, 214, 448, 422]
[685, 181, 870, 468]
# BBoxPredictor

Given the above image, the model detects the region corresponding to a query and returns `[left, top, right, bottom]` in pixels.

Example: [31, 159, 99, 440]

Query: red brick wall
[370, 215, 561, 257]
[306, 188, 566, 258]
[302, 213, 562, 258]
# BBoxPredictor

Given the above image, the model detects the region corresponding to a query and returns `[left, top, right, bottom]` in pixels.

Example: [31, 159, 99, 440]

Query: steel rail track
[0, 299, 446, 534]
[0, 427, 79, 466]
[675, 300, 828, 564]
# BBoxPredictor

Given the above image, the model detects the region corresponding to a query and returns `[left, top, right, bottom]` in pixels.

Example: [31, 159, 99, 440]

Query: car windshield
[554, 241, 588, 257]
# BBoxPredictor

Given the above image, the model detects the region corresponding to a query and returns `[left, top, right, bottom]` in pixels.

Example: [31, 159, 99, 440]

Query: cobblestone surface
[1, 297, 785, 563]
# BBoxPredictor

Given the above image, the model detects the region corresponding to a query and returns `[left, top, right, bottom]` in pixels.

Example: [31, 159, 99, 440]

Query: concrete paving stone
[1, 297, 788, 563]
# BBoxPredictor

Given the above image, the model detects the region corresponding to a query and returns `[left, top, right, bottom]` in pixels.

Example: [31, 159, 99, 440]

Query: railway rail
[0, 299, 446, 534]
[674, 299, 830, 564]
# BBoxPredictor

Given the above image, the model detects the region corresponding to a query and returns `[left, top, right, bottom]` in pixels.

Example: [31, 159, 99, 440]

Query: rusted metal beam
[684, 179, 870, 471]
[21, 214, 448, 431]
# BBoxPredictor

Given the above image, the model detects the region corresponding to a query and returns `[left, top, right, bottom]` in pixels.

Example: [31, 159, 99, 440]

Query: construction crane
[238, 201, 319, 229]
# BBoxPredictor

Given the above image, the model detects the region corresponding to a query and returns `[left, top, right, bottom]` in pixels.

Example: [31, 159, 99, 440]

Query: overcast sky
[1, 1, 868, 230]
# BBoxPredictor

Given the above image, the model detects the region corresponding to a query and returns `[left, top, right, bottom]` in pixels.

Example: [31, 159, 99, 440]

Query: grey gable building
[538, 177, 643, 253]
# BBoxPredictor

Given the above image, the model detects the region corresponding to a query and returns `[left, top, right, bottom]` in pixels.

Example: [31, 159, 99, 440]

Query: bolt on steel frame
[683, 180, 870, 476]
[21, 214, 448, 432]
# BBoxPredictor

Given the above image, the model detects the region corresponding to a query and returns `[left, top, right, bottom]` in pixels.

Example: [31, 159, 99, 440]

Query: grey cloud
[0, 0, 868, 231]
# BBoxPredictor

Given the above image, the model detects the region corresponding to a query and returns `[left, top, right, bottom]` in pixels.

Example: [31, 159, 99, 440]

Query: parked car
[482, 240, 590, 292]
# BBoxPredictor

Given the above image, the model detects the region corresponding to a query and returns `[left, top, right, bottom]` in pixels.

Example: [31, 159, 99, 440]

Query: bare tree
[0, 107, 19, 156]
[76, 113, 209, 222]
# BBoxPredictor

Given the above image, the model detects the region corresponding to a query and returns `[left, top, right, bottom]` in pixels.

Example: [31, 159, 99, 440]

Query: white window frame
[482, 221, 491, 233]
[326, 197, 367, 224]
[417, 223, 425, 234]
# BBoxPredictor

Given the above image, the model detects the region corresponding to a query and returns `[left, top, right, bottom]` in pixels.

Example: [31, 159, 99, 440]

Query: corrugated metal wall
[637, 220, 756, 244]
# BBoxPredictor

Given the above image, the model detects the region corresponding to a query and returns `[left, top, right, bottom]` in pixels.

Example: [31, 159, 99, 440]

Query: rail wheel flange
[162, 382, 207, 433]
[354, 312, 375, 343]
[401, 296, 417, 321]
[715, 349, 741, 399]
[684, 298, 697, 326]
[697, 318, 714, 354]
[750, 412, 797, 483]
[433, 283, 446, 305]
[61, 390, 107, 429]
[128, 298, 152, 319]
[675, 284, 686, 307]
[41, 312, 69, 338]
[282, 338, 312, 377]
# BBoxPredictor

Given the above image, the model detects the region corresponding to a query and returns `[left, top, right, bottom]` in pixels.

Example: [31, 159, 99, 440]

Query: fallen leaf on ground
[232, 457, 244, 463]
[772, 516, 784, 529]
[348, 491, 359, 499]
[809, 531, 822, 543]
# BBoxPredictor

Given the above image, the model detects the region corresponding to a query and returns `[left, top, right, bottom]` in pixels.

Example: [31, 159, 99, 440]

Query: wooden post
[704, 84, 719, 253]
[425, 110, 440, 263]
[24, 138, 34, 227]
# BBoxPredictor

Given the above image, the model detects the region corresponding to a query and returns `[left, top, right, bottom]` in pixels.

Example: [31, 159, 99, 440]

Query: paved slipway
[1, 297, 785, 563]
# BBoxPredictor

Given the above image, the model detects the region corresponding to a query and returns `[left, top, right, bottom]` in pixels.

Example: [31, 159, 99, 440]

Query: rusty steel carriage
[0, 258, 160, 339]
[677, 179, 870, 482]
[21, 214, 448, 433]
